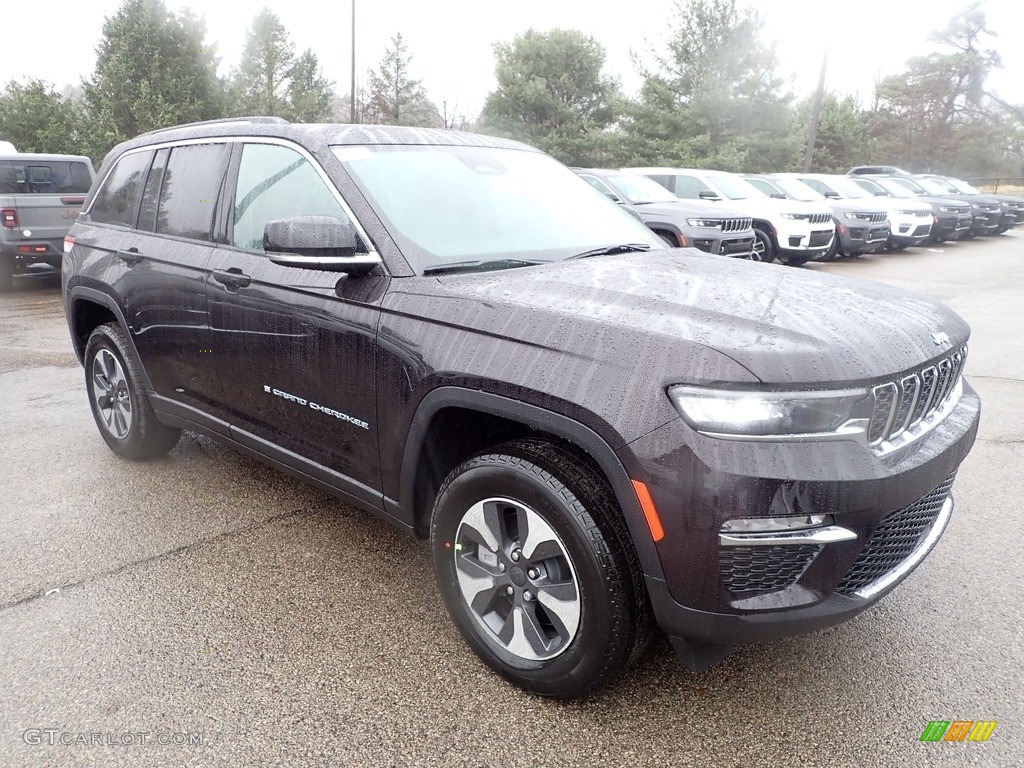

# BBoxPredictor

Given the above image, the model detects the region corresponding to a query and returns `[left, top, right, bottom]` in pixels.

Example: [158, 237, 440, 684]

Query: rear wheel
[84, 323, 181, 459]
[430, 439, 651, 698]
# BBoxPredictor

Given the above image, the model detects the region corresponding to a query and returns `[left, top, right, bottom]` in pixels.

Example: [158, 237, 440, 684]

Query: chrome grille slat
[868, 346, 966, 450]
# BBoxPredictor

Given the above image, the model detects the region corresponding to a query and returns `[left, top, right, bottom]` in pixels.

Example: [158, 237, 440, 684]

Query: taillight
[64, 235, 76, 254]
[1, 209, 16, 228]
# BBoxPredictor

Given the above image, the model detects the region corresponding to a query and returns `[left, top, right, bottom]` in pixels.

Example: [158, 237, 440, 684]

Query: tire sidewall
[431, 458, 620, 695]
[84, 326, 143, 456]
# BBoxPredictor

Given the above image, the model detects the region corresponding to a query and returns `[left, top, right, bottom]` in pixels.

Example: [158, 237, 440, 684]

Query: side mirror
[698, 190, 721, 201]
[264, 216, 380, 275]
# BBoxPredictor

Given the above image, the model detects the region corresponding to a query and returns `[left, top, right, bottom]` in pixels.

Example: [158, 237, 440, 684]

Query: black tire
[430, 439, 652, 698]
[84, 323, 181, 460]
[782, 255, 810, 267]
[753, 227, 775, 263]
[822, 236, 839, 261]
[886, 239, 909, 252]
[656, 232, 679, 248]
[0, 256, 13, 293]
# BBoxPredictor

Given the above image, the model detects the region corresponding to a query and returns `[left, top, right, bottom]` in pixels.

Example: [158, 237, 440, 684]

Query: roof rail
[137, 116, 289, 138]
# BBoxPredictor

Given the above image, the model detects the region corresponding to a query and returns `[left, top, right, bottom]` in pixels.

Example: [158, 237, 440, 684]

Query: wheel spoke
[537, 584, 581, 639]
[500, 607, 548, 661]
[455, 554, 497, 604]
[521, 510, 561, 561]
[461, 500, 500, 552]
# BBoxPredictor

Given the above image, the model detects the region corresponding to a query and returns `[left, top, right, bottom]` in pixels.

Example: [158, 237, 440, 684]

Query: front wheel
[430, 439, 651, 698]
[753, 228, 776, 263]
[84, 323, 181, 460]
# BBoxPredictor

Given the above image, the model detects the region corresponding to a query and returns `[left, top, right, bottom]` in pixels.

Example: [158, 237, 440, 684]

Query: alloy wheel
[91, 348, 133, 439]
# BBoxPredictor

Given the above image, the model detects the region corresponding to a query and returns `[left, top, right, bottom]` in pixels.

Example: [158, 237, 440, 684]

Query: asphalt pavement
[1, 234, 1022, 767]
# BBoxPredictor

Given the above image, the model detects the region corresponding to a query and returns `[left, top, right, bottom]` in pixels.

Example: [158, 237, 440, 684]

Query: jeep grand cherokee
[63, 119, 980, 698]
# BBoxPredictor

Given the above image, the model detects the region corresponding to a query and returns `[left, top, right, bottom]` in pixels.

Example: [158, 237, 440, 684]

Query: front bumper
[688, 229, 757, 259]
[774, 219, 835, 255]
[969, 211, 1002, 234]
[932, 213, 972, 241]
[837, 221, 889, 255]
[618, 379, 980, 650]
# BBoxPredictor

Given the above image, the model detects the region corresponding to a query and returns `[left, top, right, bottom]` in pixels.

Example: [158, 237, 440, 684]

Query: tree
[286, 49, 336, 122]
[481, 29, 620, 165]
[83, 0, 225, 160]
[364, 33, 440, 127]
[0, 80, 88, 155]
[624, 0, 799, 171]
[868, 2, 1019, 175]
[795, 93, 868, 173]
[232, 9, 335, 122]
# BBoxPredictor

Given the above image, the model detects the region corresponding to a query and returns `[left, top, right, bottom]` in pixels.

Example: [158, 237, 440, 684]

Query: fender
[395, 386, 667, 581]
[66, 285, 156, 393]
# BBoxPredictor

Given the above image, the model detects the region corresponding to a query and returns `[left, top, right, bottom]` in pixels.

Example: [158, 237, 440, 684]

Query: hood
[633, 200, 751, 225]
[853, 196, 932, 215]
[824, 201, 887, 217]
[433, 250, 969, 386]
[718, 196, 834, 219]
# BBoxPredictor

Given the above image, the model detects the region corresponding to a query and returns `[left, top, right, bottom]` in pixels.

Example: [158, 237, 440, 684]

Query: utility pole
[803, 46, 829, 172]
[350, 0, 356, 123]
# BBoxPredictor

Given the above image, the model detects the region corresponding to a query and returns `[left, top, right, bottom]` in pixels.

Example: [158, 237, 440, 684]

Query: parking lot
[1, 235, 1021, 767]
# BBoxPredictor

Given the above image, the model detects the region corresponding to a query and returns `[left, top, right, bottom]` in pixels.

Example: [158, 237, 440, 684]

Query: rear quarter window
[90, 151, 153, 227]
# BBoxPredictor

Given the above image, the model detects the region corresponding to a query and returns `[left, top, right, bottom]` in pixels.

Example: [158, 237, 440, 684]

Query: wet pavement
[1, 235, 1021, 767]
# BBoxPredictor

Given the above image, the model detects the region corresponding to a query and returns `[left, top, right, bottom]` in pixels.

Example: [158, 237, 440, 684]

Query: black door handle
[117, 248, 143, 265]
[213, 268, 251, 289]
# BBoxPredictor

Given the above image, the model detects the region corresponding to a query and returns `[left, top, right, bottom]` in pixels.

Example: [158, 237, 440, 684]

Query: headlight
[843, 212, 867, 221]
[779, 213, 809, 220]
[668, 385, 872, 440]
[938, 206, 958, 213]
[686, 218, 722, 228]
[895, 209, 919, 215]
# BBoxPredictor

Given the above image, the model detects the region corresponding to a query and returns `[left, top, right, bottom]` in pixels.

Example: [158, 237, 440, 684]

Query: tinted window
[90, 151, 153, 227]
[232, 143, 350, 252]
[137, 148, 170, 233]
[0, 159, 92, 194]
[157, 144, 229, 241]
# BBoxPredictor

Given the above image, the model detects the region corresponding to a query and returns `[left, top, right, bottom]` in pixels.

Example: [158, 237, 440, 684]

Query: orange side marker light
[631, 480, 665, 542]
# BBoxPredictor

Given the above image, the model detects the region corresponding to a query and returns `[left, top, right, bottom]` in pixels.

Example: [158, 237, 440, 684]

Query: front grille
[869, 211, 887, 224]
[809, 212, 831, 224]
[836, 474, 956, 596]
[721, 217, 752, 233]
[720, 544, 821, 594]
[868, 347, 966, 447]
[808, 230, 833, 247]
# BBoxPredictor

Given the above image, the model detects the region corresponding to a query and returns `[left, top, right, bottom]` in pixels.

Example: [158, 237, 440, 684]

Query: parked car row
[573, 164, 1022, 269]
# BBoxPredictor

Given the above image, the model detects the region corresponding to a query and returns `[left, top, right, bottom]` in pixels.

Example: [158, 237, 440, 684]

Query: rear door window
[89, 151, 153, 227]
[156, 144, 230, 241]
[137, 148, 170, 233]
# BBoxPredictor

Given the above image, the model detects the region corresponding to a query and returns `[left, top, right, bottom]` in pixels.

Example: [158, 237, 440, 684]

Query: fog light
[719, 514, 856, 546]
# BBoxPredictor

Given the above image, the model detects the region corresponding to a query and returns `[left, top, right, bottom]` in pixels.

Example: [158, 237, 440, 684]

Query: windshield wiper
[421, 258, 547, 276]
[566, 243, 653, 260]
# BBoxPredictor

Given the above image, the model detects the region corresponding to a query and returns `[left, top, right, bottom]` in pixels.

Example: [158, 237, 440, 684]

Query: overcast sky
[4, 0, 1023, 118]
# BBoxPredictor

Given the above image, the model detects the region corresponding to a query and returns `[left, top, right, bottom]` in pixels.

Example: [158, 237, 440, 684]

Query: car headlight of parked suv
[779, 213, 811, 220]
[685, 218, 723, 229]
[669, 385, 871, 440]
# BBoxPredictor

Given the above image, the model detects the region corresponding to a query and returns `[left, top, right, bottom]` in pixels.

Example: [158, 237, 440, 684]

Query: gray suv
[0, 152, 95, 291]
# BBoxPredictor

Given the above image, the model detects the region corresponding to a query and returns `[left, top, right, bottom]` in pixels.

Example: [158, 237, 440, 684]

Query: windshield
[609, 173, 679, 204]
[772, 177, 825, 201]
[915, 178, 953, 196]
[947, 178, 980, 194]
[823, 176, 873, 199]
[874, 178, 918, 198]
[709, 174, 767, 200]
[332, 145, 662, 273]
[923, 177, 956, 193]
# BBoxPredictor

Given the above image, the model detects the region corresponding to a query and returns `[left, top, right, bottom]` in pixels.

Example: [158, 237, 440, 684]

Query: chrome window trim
[86, 136, 379, 258]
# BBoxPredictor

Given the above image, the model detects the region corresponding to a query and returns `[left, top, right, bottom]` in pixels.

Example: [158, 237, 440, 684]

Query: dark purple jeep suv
[62, 119, 980, 698]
